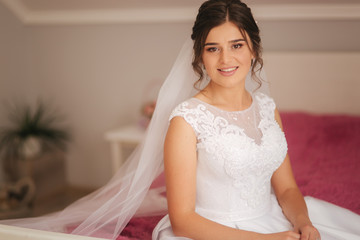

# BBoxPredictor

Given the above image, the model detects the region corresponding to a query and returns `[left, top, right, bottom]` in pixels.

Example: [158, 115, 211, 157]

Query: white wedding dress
[152, 92, 360, 240]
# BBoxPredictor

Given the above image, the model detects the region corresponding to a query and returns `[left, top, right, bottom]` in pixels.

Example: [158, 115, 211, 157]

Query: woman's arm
[165, 117, 251, 239]
[272, 108, 321, 240]
[164, 116, 300, 240]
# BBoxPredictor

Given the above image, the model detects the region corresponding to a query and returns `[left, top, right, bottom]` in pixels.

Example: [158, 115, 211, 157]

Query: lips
[218, 67, 238, 72]
[217, 66, 238, 76]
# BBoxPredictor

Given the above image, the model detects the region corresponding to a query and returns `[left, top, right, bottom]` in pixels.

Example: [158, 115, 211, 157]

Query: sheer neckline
[191, 94, 255, 114]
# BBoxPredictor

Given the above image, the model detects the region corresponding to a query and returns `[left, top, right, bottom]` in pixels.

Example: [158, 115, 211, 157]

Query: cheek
[237, 53, 253, 66]
[202, 54, 215, 71]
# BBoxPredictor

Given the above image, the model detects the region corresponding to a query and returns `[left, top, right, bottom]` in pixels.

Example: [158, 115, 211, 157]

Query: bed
[0, 111, 359, 240]
[119, 111, 360, 240]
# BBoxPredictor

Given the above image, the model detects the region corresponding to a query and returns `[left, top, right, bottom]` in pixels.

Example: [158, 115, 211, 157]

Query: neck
[200, 81, 252, 112]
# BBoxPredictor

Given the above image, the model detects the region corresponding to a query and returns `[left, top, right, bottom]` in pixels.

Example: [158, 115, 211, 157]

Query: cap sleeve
[168, 99, 201, 138]
[254, 92, 276, 121]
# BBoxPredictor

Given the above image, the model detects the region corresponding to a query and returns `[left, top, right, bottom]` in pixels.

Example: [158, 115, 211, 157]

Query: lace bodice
[169, 93, 288, 222]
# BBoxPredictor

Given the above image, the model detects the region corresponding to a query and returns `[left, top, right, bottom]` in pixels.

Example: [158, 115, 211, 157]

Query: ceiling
[17, 0, 360, 11]
[1, 0, 359, 51]
[2, 0, 360, 25]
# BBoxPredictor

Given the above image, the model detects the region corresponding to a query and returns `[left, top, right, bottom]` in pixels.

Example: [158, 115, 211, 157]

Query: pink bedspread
[281, 112, 360, 213]
[119, 112, 360, 240]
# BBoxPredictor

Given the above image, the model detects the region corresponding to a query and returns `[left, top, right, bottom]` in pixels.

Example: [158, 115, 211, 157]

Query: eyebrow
[204, 38, 245, 46]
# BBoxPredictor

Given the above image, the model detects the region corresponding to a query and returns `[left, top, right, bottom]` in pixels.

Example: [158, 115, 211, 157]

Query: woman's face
[202, 21, 254, 89]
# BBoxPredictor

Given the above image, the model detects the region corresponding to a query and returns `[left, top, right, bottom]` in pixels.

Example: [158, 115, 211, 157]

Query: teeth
[220, 67, 237, 72]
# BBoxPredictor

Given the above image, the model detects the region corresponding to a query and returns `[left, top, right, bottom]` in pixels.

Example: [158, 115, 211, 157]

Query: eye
[232, 43, 243, 49]
[206, 47, 219, 53]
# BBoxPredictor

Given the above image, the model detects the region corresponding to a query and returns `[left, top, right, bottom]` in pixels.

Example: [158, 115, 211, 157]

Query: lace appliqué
[169, 94, 288, 210]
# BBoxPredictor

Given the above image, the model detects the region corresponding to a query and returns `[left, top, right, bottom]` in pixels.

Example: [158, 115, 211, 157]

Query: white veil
[0, 37, 269, 239]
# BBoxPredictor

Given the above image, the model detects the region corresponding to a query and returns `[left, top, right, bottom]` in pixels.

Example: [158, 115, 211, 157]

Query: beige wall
[264, 51, 360, 115]
[23, 23, 191, 187]
[1, 2, 359, 188]
[0, 3, 29, 115]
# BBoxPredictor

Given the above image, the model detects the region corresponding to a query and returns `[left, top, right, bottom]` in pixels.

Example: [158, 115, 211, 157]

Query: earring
[203, 71, 210, 82]
[202, 65, 210, 81]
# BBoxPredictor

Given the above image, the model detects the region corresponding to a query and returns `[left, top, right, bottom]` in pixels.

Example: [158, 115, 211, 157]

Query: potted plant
[0, 100, 70, 182]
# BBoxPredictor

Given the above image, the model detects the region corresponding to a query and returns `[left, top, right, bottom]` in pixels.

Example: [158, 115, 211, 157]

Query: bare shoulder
[166, 116, 196, 147]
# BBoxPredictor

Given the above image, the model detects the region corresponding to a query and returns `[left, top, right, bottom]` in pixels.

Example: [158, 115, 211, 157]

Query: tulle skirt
[152, 195, 360, 240]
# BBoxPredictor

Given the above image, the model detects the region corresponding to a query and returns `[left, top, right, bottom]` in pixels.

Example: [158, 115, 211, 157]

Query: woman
[1, 1, 359, 240]
[153, 0, 359, 240]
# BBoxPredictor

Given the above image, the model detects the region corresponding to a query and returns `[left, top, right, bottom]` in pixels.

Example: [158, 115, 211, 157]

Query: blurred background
[0, 0, 359, 218]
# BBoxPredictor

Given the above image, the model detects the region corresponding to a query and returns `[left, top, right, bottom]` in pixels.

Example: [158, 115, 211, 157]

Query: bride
[1, 1, 360, 240]
[154, 0, 319, 239]
[153, 0, 360, 239]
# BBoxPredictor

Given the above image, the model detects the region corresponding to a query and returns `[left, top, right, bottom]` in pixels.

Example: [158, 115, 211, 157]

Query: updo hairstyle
[191, 0, 263, 89]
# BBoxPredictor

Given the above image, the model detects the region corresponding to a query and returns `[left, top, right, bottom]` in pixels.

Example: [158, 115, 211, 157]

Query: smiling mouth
[218, 67, 238, 72]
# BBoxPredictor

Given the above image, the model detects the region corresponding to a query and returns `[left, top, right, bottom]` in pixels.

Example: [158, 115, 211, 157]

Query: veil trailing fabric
[0, 37, 269, 239]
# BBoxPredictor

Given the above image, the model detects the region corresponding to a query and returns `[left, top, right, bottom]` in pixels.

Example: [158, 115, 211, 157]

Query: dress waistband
[195, 200, 271, 223]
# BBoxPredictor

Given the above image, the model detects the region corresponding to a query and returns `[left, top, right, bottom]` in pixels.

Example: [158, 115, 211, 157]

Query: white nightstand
[104, 125, 145, 174]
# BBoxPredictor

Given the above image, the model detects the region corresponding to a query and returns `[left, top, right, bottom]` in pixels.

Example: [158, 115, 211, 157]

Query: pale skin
[164, 21, 321, 240]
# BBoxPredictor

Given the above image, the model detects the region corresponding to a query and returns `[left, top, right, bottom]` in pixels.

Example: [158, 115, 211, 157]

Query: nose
[220, 48, 231, 64]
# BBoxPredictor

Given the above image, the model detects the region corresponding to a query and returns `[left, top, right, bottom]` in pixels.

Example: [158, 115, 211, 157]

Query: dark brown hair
[191, 0, 263, 89]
